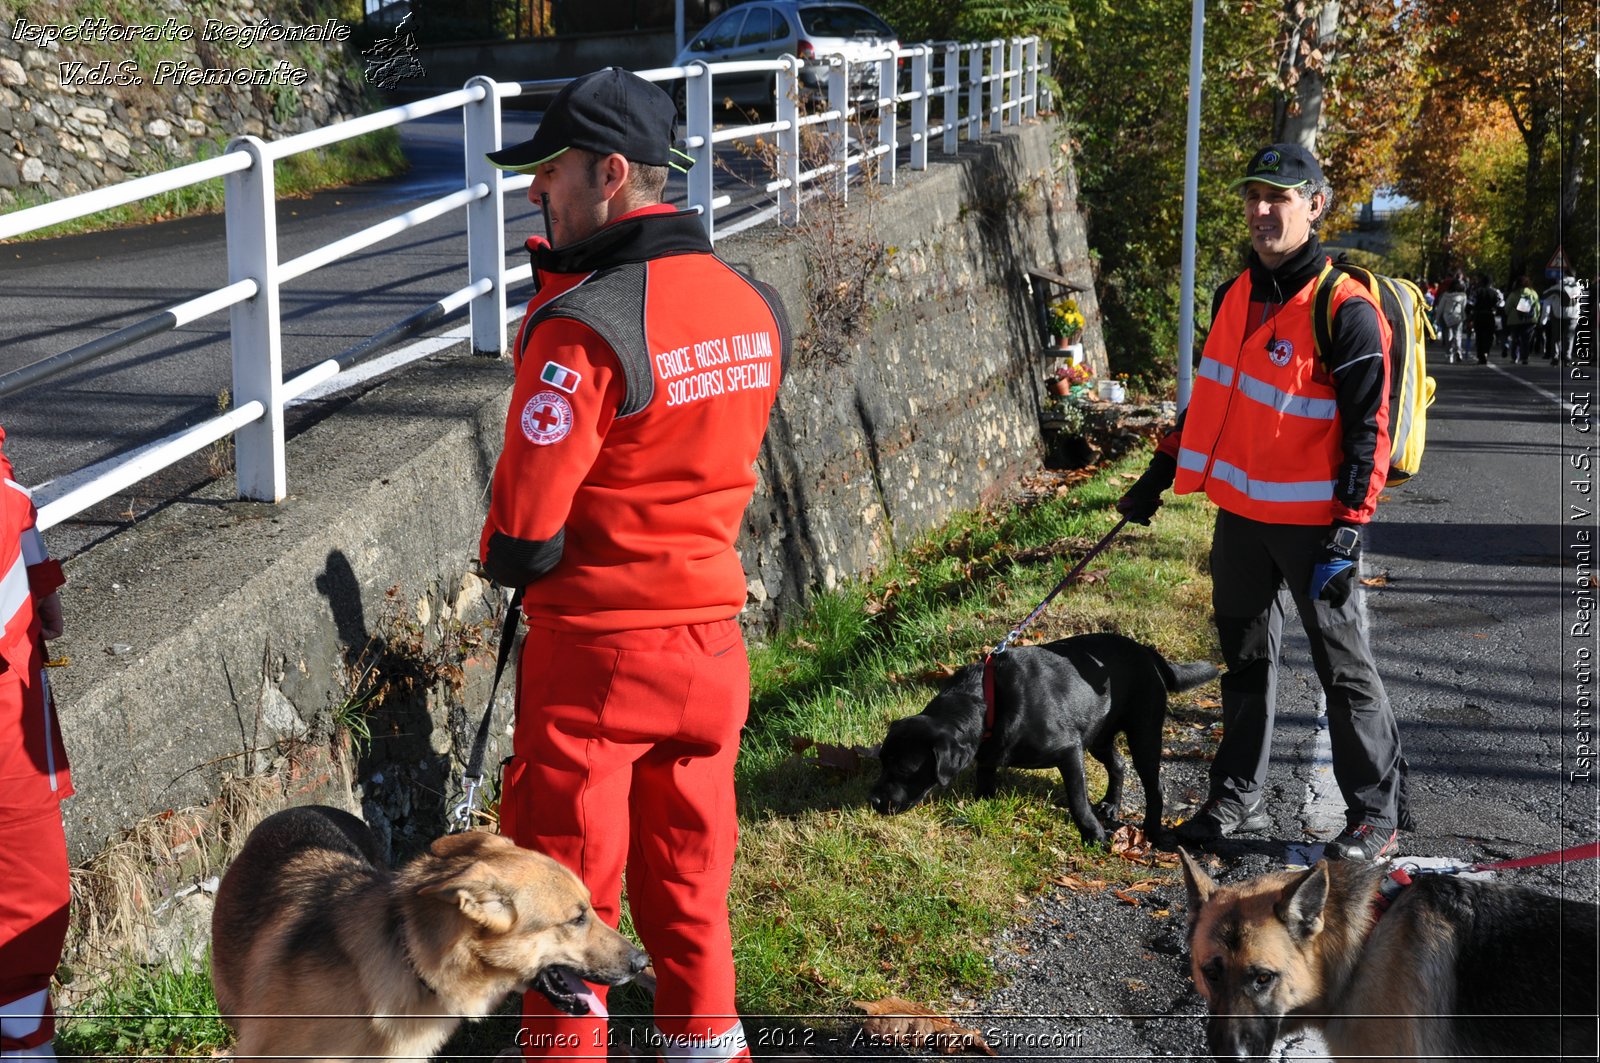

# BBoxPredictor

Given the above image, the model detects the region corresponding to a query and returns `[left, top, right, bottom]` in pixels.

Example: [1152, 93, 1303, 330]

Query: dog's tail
[1145, 646, 1220, 692]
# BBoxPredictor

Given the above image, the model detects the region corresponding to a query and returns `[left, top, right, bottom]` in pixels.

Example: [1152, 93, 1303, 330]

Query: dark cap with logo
[486, 67, 687, 173]
[1231, 143, 1324, 190]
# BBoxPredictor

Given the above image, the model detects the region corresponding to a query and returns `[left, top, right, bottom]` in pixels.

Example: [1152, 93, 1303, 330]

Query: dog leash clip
[449, 773, 484, 833]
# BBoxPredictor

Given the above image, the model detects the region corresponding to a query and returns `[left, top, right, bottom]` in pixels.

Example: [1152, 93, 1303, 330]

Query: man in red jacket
[0, 428, 71, 1060]
[480, 68, 789, 1061]
[1118, 144, 1408, 862]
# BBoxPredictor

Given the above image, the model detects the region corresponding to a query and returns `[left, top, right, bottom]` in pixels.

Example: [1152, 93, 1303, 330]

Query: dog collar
[1369, 864, 1413, 925]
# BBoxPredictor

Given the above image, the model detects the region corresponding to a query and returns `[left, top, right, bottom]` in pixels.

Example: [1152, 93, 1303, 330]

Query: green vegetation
[54, 951, 230, 1058]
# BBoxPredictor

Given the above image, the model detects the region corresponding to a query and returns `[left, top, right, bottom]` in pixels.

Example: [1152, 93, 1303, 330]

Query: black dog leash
[980, 518, 1129, 739]
[448, 586, 524, 833]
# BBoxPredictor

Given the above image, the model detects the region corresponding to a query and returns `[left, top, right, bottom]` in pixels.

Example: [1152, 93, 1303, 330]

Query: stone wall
[0, 0, 375, 207]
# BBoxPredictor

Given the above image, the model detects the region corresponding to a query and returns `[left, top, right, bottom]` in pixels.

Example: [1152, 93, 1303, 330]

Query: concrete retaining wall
[49, 118, 1101, 864]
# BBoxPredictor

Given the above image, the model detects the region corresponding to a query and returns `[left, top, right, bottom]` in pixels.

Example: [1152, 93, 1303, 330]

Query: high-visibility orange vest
[1174, 268, 1391, 524]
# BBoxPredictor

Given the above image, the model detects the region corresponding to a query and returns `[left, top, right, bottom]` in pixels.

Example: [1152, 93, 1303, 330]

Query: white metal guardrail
[0, 38, 1046, 532]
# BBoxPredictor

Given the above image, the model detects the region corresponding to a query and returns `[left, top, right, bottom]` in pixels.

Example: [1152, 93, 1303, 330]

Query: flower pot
[1054, 335, 1072, 349]
[1097, 380, 1126, 403]
[1049, 378, 1072, 396]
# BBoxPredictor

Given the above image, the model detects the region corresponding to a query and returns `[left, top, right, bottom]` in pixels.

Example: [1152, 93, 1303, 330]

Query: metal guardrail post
[777, 57, 801, 226]
[829, 57, 849, 202]
[877, 51, 896, 186]
[463, 76, 506, 357]
[967, 45, 982, 141]
[1040, 40, 1053, 113]
[942, 43, 958, 154]
[1009, 39, 1023, 124]
[989, 41, 1003, 134]
[1024, 38, 1038, 120]
[223, 136, 286, 503]
[685, 61, 715, 239]
[909, 46, 928, 170]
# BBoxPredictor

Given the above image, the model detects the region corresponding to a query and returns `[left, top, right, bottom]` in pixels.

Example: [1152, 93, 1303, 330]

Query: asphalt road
[0, 109, 786, 558]
[949, 347, 1599, 1059]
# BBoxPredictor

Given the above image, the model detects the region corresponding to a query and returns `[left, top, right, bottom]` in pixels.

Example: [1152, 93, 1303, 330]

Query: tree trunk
[1508, 98, 1550, 283]
[1559, 107, 1595, 256]
[1274, 1, 1341, 152]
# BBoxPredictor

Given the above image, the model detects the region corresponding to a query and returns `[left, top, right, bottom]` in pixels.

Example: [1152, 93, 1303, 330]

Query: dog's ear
[1178, 847, 1215, 926]
[418, 871, 517, 933]
[1275, 861, 1330, 942]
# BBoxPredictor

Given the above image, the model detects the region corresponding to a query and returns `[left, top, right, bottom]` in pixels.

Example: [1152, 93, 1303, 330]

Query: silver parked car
[673, 1, 900, 111]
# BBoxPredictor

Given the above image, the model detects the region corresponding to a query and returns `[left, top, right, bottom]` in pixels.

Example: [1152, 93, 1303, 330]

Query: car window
[695, 10, 745, 52]
[739, 7, 774, 46]
[771, 12, 793, 41]
[798, 6, 893, 37]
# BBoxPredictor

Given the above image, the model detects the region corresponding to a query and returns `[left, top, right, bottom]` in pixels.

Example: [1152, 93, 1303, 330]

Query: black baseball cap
[486, 67, 691, 173]
[1231, 143, 1324, 189]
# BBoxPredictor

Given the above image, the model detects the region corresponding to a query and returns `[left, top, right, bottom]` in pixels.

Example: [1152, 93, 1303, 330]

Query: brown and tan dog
[211, 804, 647, 1062]
[1180, 848, 1599, 1062]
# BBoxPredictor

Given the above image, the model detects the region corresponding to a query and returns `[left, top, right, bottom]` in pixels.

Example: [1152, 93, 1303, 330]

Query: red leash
[980, 519, 1129, 740]
[1470, 840, 1600, 872]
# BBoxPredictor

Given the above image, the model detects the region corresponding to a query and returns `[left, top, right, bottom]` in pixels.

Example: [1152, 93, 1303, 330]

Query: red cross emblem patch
[520, 390, 573, 445]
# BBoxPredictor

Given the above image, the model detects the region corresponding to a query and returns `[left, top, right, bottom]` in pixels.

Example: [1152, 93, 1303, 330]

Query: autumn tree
[1420, 0, 1597, 280]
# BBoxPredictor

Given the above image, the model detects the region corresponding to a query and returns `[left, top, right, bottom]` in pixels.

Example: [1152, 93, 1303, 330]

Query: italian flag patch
[540, 360, 582, 393]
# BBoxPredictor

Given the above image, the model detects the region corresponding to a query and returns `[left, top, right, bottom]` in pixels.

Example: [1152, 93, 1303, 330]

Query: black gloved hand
[1116, 451, 1177, 526]
[1309, 522, 1362, 607]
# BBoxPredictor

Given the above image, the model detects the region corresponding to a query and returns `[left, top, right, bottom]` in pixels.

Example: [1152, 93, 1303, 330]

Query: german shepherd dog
[211, 805, 647, 1062]
[869, 633, 1218, 844]
[1180, 849, 1600, 1061]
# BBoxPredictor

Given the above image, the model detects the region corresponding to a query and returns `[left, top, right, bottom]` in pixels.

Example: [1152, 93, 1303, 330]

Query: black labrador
[869, 633, 1218, 844]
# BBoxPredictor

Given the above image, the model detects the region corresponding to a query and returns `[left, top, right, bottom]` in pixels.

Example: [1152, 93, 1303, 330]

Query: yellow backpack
[1311, 263, 1437, 485]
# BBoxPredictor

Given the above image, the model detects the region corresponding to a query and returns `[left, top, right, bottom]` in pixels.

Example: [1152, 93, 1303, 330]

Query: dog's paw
[1077, 822, 1109, 847]
[1092, 800, 1122, 822]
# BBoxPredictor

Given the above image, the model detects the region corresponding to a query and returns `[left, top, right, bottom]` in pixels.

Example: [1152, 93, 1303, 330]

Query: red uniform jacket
[480, 206, 790, 632]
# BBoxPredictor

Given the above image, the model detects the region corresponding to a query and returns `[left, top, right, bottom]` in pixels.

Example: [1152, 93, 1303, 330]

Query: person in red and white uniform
[1117, 144, 1409, 863]
[0, 427, 70, 1060]
[479, 68, 789, 1062]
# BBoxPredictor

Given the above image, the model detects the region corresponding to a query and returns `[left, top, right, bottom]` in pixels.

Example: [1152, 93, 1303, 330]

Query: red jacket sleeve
[479, 318, 628, 587]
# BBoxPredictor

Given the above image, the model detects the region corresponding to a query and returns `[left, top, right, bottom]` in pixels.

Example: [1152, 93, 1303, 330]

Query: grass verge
[726, 450, 1218, 1020]
[1, 129, 409, 242]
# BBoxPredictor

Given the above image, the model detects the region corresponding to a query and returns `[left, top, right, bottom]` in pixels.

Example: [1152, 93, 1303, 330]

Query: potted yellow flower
[1047, 297, 1086, 349]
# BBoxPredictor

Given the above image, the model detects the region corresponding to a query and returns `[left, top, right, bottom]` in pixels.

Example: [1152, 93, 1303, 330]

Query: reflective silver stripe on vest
[1235, 371, 1338, 421]
[0, 551, 29, 629]
[656, 1022, 748, 1063]
[1177, 447, 1210, 473]
[1197, 357, 1234, 388]
[1208, 459, 1335, 503]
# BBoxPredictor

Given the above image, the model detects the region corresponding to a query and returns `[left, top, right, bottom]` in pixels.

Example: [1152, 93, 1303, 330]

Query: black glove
[1116, 451, 1177, 525]
[1309, 522, 1362, 607]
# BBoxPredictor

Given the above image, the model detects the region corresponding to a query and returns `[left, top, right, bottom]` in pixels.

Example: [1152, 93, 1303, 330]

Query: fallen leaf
[854, 998, 996, 1056]
[1193, 696, 1222, 709]
[1048, 873, 1107, 891]
[1113, 888, 1142, 905]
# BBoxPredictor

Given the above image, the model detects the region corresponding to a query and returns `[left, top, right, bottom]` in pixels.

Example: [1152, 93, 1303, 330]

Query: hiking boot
[1173, 796, 1271, 843]
[1324, 823, 1397, 862]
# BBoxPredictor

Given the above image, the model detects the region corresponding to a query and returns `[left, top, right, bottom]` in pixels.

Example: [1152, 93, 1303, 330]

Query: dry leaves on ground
[789, 736, 875, 775]
[854, 997, 997, 1056]
[1110, 825, 1180, 867]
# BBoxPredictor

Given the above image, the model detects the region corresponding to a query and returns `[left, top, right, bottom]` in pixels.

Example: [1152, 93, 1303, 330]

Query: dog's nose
[868, 792, 887, 814]
[629, 949, 649, 974]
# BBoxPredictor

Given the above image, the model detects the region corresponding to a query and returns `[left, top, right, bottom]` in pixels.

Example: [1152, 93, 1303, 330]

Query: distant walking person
[0, 426, 70, 1062]
[1548, 272, 1584, 364]
[1469, 273, 1501, 364]
[1505, 275, 1540, 365]
[1434, 276, 1468, 363]
[1116, 144, 1410, 862]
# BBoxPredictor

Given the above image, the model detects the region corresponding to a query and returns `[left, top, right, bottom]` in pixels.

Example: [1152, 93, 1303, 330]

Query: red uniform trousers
[0, 655, 71, 1055]
[500, 619, 749, 1062]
